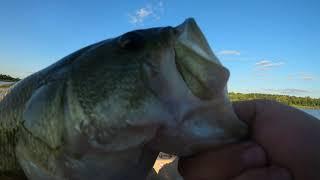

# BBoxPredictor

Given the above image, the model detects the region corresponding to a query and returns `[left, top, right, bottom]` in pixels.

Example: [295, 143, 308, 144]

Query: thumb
[178, 141, 266, 180]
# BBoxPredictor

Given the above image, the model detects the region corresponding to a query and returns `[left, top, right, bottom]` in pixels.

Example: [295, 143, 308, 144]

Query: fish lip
[174, 17, 221, 65]
[173, 17, 197, 35]
[173, 17, 229, 101]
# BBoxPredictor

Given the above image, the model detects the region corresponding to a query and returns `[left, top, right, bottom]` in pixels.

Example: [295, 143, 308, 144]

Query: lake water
[301, 109, 320, 120]
[0, 81, 14, 85]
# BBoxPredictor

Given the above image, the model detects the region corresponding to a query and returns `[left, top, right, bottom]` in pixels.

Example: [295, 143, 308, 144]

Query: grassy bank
[0, 84, 13, 89]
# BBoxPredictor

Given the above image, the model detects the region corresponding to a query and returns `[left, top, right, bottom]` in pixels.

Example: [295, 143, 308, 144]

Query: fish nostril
[171, 27, 181, 38]
[118, 31, 145, 50]
[160, 26, 180, 43]
[173, 28, 179, 35]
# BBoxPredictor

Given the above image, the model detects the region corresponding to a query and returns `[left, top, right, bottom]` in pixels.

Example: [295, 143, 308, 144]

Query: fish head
[17, 18, 248, 180]
[144, 18, 249, 155]
[67, 18, 247, 158]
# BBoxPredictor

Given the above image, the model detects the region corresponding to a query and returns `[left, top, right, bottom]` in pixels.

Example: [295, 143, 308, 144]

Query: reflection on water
[301, 109, 320, 120]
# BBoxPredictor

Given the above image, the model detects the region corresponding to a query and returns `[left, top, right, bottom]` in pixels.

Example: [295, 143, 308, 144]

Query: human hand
[178, 100, 320, 180]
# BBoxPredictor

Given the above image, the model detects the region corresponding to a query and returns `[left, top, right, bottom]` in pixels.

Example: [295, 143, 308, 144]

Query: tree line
[229, 92, 320, 108]
[0, 74, 20, 82]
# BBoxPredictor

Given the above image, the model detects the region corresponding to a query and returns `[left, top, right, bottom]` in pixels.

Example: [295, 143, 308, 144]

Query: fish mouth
[173, 18, 230, 100]
[151, 18, 248, 155]
[141, 18, 248, 156]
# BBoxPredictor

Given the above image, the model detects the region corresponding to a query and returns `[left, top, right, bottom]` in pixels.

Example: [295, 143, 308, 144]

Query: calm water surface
[0, 81, 14, 85]
[301, 109, 320, 120]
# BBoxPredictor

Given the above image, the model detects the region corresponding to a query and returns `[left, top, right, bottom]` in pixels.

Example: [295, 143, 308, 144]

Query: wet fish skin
[0, 18, 247, 180]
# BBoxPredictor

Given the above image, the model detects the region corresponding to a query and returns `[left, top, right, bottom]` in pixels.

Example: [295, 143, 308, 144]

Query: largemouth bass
[0, 18, 247, 180]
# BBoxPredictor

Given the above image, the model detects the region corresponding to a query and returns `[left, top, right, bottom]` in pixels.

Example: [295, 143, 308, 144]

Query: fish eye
[118, 31, 145, 50]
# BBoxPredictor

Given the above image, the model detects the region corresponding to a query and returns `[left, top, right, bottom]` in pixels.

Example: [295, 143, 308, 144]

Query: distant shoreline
[229, 92, 320, 109]
[233, 102, 320, 110]
[0, 74, 21, 82]
[292, 105, 320, 110]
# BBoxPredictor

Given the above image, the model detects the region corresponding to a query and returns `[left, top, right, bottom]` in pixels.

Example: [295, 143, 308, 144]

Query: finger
[233, 99, 319, 125]
[232, 100, 257, 124]
[232, 99, 282, 125]
[178, 141, 266, 180]
[232, 166, 292, 180]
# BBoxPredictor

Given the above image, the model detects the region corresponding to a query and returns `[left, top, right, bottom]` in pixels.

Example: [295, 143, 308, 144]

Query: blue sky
[0, 0, 319, 97]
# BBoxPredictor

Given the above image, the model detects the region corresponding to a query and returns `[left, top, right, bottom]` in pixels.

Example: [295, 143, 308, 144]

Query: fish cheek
[17, 82, 66, 179]
[22, 82, 65, 149]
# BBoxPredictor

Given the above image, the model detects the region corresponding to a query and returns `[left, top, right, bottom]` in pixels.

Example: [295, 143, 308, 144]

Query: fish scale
[0, 80, 39, 179]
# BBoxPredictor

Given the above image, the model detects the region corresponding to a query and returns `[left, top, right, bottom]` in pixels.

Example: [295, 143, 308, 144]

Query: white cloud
[137, 8, 152, 18]
[255, 60, 270, 66]
[218, 50, 241, 56]
[302, 76, 314, 80]
[300, 73, 315, 81]
[128, 1, 164, 25]
[288, 72, 316, 81]
[255, 60, 285, 70]
[129, 8, 152, 24]
[255, 60, 285, 67]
